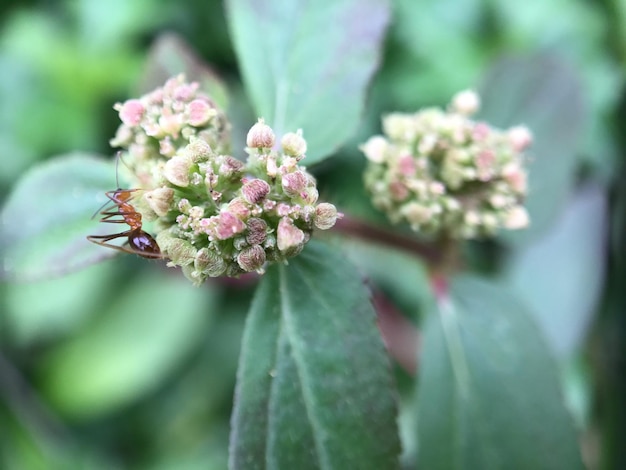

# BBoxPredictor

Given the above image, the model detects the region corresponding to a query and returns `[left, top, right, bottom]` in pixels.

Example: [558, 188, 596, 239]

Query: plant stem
[333, 215, 446, 266]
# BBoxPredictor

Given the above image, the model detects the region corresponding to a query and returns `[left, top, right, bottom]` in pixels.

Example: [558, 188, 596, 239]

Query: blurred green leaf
[340, 239, 430, 322]
[225, 0, 390, 164]
[478, 54, 586, 244]
[139, 32, 229, 110]
[230, 241, 401, 469]
[504, 184, 607, 359]
[417, 275, 584, 470]
[39, 270, 215, 419]
[0, 153, 120, 281]
[383, 0, 487, 108]
[4, 262, 116, 346]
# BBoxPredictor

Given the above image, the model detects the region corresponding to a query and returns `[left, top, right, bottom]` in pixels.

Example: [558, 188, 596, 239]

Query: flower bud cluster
[111, 78, 340, 283]
[110, 74, 230, 189]
[361, 90, 531, 239]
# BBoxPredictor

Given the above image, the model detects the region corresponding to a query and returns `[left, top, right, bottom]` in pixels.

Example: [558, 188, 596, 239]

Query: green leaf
[478, 54, 586, 244]
[39, 270, 214, 419]
[225, 0, 390, 164]
[504, 184, 607, 358]
[417, 275, 584, 470]
[138, 32, 229, 110]
[230, 241, 401, 469]
[0, 153, 119, 281]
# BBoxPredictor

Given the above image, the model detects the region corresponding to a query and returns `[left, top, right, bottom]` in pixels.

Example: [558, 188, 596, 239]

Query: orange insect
[87, 158, 162, 259]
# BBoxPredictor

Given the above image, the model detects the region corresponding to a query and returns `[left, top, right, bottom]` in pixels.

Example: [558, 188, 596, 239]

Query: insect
[87, 157, 162, 259]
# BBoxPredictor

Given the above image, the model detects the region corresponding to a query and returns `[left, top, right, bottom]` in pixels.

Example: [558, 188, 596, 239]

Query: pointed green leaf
[0, 153, 119, 281]
[225, 0, 390, 164]
[417, 275, 584, 470]
[230, 241, 401, 469]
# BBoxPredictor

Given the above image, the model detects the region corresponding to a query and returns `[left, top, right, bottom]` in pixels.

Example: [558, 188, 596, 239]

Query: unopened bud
[508, 125, 533, 152]
[219, 156, 245, 177]
[246, 217, 268, 245]
[246, 119, 275, 148]
[451, 89, 480, 115]
[281, 171, 308, 197]
[116, 99, 145, 126]
[504, 206, 530, 230]
[281, 130, 307, 157]
[302, 187, 319, 205]
[187, 99, 216, 127]
[277, 217, 305, 253]
[401, 202, 431, 226]
[237, 245, 267, 272]
[227, 197, 251, 220]
[164, 155, 193, 187]
[215, 211, 247, 240]
[195, 247, 227, 277]
[360, 136, 387, 163]
[314, 203, 340, 230]
[144, 187, 174, 217]
[184, 138, 213, 162]
[242, 179, 271, 204]
[165, 238, 197, 266]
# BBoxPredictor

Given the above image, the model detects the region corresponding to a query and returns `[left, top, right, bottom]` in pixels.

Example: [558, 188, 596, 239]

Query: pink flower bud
[242, 179, 271, 204]
[246, 119, 275, 148]
[226, 197, 250, 220]
[398, 155, 416, 176]
[117, 99, 145, 126]
[219, 156, 245, 177]
[237, 245, 266, 272]
[246, 217, 268, 245]
[472, 122, 491, 141]
[215, 211, 246, 240]
[187, 99, 215, 126]
[281, 171, 308, 197]
[277, 217, 305, 253]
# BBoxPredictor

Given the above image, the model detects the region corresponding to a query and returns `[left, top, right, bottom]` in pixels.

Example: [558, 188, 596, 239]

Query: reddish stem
[333, 215, 445, 266]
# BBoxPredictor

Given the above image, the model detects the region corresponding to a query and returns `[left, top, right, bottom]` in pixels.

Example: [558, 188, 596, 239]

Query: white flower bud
[504, 206, 530, 230]
[314, 203, 340, 230]
[451, 89, 480, 115]
[360, 136, 388, 163]
[143, 187, 174, 217]
[508, 125, 533, 152]
[281, 130, 307, 157]
[164, 155, 193, 187]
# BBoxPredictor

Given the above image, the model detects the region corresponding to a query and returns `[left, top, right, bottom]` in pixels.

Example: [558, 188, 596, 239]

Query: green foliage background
[0, 0, 625, 468]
